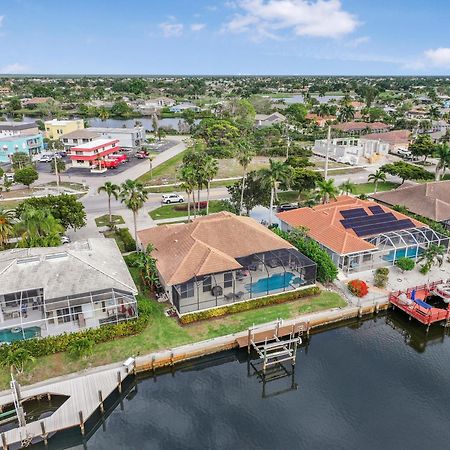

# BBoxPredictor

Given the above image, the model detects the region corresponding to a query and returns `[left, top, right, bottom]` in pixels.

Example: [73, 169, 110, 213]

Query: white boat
[431, 283, 450, 303]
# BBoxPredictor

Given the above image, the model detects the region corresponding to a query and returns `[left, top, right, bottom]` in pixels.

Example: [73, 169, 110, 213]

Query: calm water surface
[36, 313, 450, 450]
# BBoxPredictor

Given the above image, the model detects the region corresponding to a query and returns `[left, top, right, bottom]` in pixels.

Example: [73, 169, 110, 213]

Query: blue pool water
[383, 247, 424, 262]
[0, 326, 41, 343]
[245, 272, 302, 294]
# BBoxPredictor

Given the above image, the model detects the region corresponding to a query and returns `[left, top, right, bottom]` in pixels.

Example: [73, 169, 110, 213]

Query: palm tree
[368, 169, 386, 193]
[236, 140, 255, 215]
[119, 180, 149, 251]
[418, 243, 446, 274]
[203, 155, 218, 215]
[316, 179, 339, 204]
[339, 179, 356, 195]
[98, 182, 120, 225]
[258, 159, 292, 225]
[133, 244, 159, 291]
[338, 104, 355, 123]
[98, 107, 110, 121]
[434, 143, 450, 181]
[0, 207, 15, 249]
[428, 105, 441, 121]
[179, 165, 197, 221]
[1, 347, 35, 374]
[148, 154, 154, 179]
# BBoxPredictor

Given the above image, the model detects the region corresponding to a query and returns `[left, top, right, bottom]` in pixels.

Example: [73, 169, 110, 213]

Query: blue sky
[1, 0, 450, 75]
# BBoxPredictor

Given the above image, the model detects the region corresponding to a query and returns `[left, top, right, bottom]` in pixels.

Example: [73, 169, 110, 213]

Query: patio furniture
[211, 286, 223, 297]
[224, 293, 234, 301]
[235, 291, 246, 299]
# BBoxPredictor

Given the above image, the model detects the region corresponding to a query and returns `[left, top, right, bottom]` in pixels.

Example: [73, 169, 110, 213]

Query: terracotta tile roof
[362, 129, 411, 145]
[137, 212, 294, 286]
[333, 121, 390, 132]
[277, 196, 424, 255]
[371, 181, 450, 222]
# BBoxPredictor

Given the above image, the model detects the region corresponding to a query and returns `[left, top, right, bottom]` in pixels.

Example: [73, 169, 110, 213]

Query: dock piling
[98, 390, 104, 414]
[117, 371, 122, 394]
[79, 411, 85, 436]
[40, 421, 48, 446]
[1, 432, 7, 450]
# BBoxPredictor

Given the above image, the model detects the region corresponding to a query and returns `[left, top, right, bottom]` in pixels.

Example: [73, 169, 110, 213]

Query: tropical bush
[0, 297, 152, 360]
[116, 228, 136, 252]
[374, 267, 389, 288]
[179, 286, 321, 324]
[67, 337, 94, 359]
[395, 257, 415, 273]
[174, 201, 207, 211]
[274, 228, 338, 283]
[347, 279, 369, 297]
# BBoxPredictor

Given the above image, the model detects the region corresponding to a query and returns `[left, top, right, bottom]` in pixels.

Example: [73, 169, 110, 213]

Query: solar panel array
[340, 207, 415, 237]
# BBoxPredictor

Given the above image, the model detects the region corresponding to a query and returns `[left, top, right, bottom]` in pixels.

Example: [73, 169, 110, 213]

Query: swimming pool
[245, 272, 302, 294]
[383, 247, 424, 262]
[0, 326, 41, 344]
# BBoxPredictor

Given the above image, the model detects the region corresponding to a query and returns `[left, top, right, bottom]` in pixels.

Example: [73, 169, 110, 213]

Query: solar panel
[340, 208, 368, 219]
[369, 205, 384, 215]
[341, 212, 396, 229]
[353, 219, 415, 237]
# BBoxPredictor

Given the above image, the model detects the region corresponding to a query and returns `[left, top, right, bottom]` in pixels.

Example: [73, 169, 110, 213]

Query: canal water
[34, 312, 450, 450]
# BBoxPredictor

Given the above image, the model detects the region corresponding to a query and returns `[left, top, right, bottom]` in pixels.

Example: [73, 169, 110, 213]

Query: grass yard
[150, 200, 227, 220]
[95, 214, 125, 227]
[136, 149, 187, 184]
[353, 181, 399, 195]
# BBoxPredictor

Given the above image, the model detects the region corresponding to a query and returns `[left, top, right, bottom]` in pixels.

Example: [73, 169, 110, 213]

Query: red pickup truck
[95, 159, 120, 169]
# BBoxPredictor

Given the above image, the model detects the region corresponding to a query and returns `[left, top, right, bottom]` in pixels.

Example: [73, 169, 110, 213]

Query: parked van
[3, 173, 14, 183]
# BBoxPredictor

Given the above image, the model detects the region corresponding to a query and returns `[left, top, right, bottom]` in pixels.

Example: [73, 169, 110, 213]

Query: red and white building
[69, 138, 121, 170]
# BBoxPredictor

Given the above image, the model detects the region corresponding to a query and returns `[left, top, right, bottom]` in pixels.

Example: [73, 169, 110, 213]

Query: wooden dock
[0, 362, 133, 449]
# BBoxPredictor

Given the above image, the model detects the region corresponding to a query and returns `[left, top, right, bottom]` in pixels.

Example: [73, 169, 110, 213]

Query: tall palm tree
[98, 107, 110, 121]
[434, 143, 450, 181]
[119, 180, 149, 251]
[316, 179, 339, 204]
[236, 140, 255, 215]
[203, 155, 218, 215]
[179, 165, 197, 221]
[338, 104, 355, 123]
[97, 181, 120, 224]
[258, 159, 292, 225]
[368, 169, 386, 193]
[339, 179, 356, 195]
[418, 243, 446, 274]
[0, 207, 15, 249]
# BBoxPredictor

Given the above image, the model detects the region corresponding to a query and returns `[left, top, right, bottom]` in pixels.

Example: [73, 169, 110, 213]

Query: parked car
[135, 151, 149, 159]
[277, 203, 299, 212]
[110, 153, 128, 164]
[60, 235, 71, 244]
[3, 173, 14, 183]
[57, 150, 67, 157]
[39, 154, 53, 163]
[161, 193, 184, 204]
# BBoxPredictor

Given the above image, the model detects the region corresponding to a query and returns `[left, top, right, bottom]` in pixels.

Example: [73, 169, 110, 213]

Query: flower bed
[347, 279, 369, 297]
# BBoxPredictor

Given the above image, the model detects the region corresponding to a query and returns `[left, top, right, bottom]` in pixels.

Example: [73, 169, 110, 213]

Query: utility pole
[324, 125, 331, 180]
[52, 143, 60, 193]
[285, 124, 291, 160]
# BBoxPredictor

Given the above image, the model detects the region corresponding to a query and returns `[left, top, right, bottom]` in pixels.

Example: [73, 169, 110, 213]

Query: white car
[161, 193, 184, 204]
[39, 154, 53, 163]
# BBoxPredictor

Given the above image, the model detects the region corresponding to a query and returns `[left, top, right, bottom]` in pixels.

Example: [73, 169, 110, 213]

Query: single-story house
[169, 103, 201, 113]
[0, 239, 138, 343]
[371, 181, 450, 230]
[255, 112, 286, 128]
[277, 196, 449, 274]
[305, 113, 336, 127]
[332, 121, 391, 135]
[137, 212, 317, 315]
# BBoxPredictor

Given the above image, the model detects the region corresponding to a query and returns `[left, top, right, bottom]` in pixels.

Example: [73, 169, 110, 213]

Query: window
[63, 139, 68, 143]
[224, 272, 233, 288]
[203, 276, 212, 292]
[180, 282, 194, 299]
[73, 139, 78, 144]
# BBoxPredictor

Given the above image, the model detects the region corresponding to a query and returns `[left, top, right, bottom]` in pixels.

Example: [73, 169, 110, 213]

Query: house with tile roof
[137, 212, 316, 315]
[277, 196, 449, 274]
[371, 181, 450, 230]
[0, 239, 137, 343]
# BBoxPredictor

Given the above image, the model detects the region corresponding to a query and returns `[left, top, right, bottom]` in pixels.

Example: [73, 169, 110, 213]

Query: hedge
[179, 286, 321, 324]
[0, 297, 152, 360]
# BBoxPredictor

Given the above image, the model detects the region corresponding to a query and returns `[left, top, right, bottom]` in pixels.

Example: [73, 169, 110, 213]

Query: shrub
[0, 297, 152, 360]
[347, 279, 369, 297]
[179, 286, 321, 324]
[274, 228, 338, 283]
[174, 201, 207, 211]
[116, 228, 136, 252]
[67, 337, 94, 359]
[395, 257, 415, 273]
[374, 267, 389, 288]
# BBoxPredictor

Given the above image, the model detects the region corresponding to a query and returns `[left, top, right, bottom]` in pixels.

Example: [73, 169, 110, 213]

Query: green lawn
[352, 181, 399, 195]
[136, 149, 188, 184]
[150, 200, 227, 220]
[146, 179, 236, 194]
[95, 214, 125, 227]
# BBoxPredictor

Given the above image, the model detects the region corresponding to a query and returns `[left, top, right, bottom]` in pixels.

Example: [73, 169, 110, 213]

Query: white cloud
[191, 23, 206, 32]
[223, 0, 359, 40]
[424, 48, 450, 68]
[0, 15, 4, 27]
[159, 21, 184, 37]
[346, 36, 370, 48]
[0, 63, 29, 74]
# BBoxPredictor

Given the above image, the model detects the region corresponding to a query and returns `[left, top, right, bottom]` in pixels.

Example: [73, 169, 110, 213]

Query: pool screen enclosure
[171, 248, 317, 314]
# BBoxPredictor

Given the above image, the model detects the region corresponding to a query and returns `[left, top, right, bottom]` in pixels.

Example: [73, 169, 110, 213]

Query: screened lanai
[338, 227, 450, 273]
[0, 288, 138, 343]
[171, 248, 317, 314]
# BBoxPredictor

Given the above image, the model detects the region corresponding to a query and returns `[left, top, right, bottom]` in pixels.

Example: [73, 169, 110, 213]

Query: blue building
[0, 134, 44, 163]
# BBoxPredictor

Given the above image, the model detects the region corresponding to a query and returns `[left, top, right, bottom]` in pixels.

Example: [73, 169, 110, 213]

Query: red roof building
[69, 138, 120, 170]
